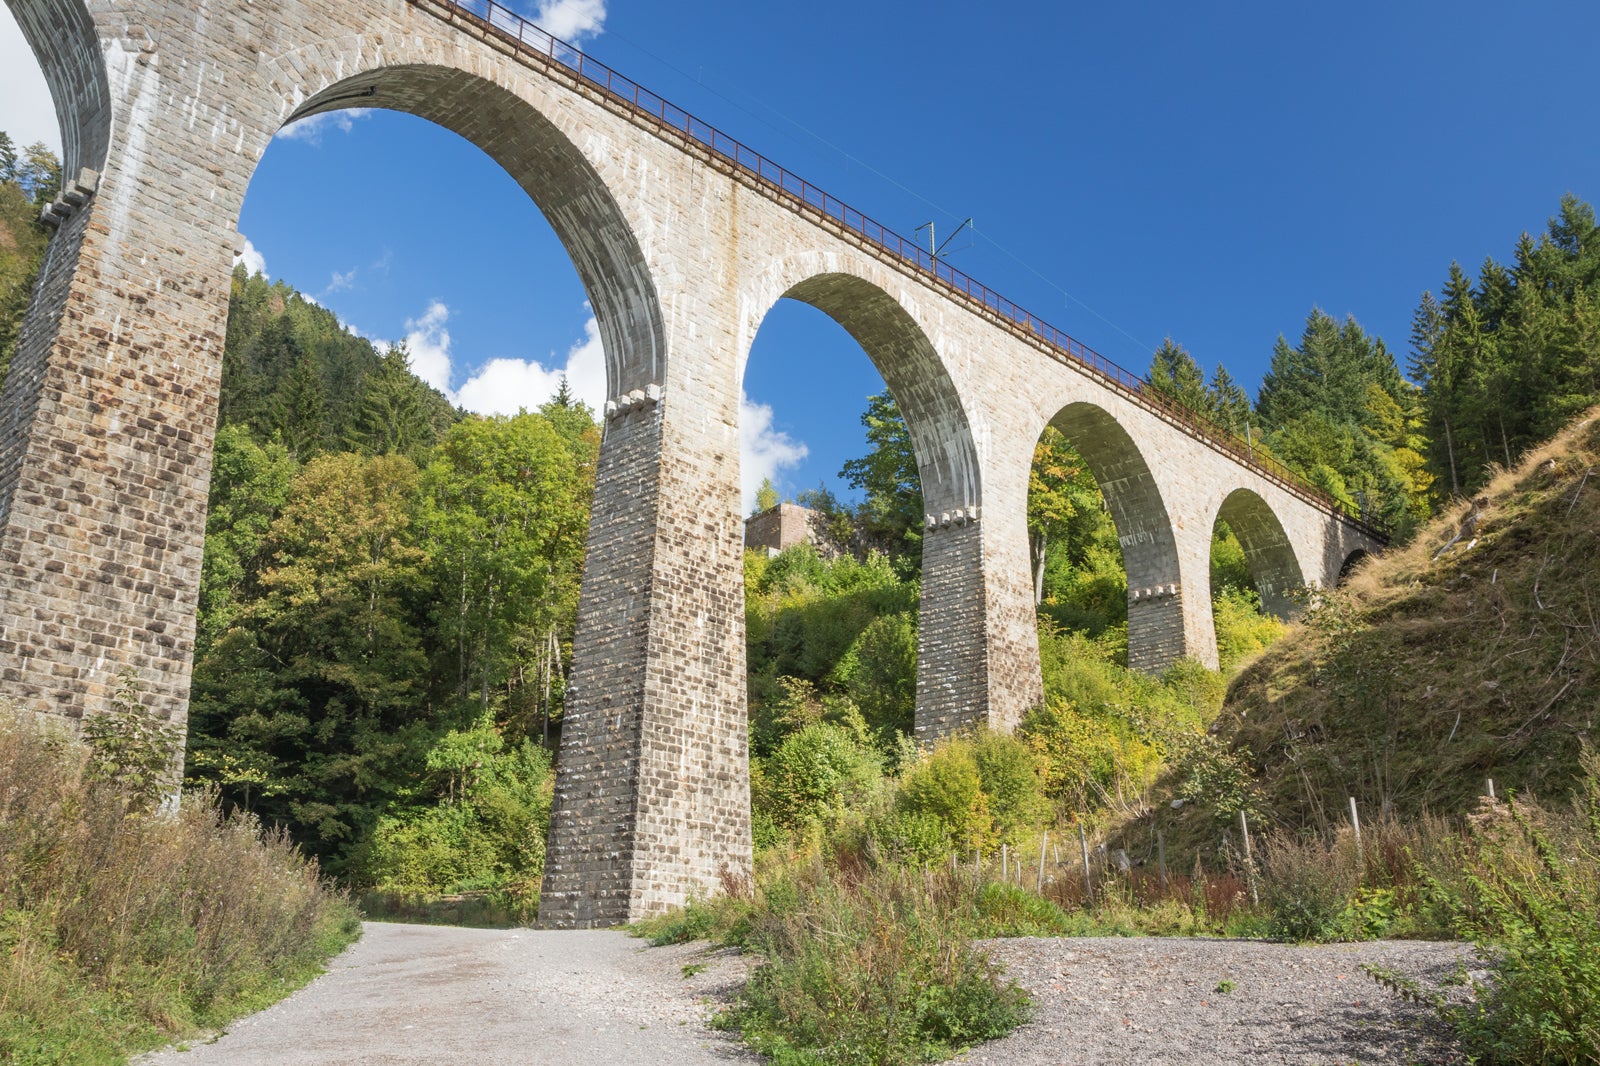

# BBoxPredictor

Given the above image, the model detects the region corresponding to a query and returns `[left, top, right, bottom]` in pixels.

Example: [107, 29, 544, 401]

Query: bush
[727, 858, 1030, 1066]
[1433, 765, 1600, 1064]
[0, 708, 358, 1063]
[360, 719, 553, 915]
[1259, 832, 1363, 942]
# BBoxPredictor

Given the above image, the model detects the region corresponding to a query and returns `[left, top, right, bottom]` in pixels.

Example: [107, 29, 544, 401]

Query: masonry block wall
[5, 0, 1384, 924]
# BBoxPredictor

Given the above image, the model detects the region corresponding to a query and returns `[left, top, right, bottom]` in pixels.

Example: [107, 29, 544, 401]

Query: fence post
[1078, 824, 1093, 906]
[1238, 810, 1259, 906]
[1036, 831, 1049, 891]
[1157, 829, 1168, 890]
[1349, 796, 1362, 844]
[1486, 778, 1496, 800]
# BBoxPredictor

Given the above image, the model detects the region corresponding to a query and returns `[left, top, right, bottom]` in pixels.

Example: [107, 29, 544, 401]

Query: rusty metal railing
[409, 0, 1389, 543]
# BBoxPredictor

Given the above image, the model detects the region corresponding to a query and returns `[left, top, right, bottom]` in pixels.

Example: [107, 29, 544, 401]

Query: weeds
[0, 707, 359, 1063]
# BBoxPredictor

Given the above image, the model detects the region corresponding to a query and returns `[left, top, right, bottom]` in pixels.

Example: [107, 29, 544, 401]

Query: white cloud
[0, 12, 59, 156]
[740, 395, 808, 514]
[326, 268, 357, 294]
[383, 300, 806, 512]
[275, 107, 373, 144]
[400, 302, 454, 393]
[455, 315, 606, 415]
[528, 0, 607, 43]
[233, 236, 268, 278]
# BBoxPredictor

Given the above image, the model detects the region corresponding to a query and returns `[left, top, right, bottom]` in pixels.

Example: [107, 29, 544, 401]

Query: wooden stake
[1157, 829, 1168, 890]
[1487, 778, 1496, 800]
[1078, 824, 1093, 905]
[1349, 796, 1362, 843]
[1238, 810, 1259, 906]
[1037, 831, 1049, 890]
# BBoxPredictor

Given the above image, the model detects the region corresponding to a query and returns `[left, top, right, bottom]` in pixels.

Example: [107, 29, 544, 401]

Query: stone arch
[5, 0, 111, 182]
[737, 263, 997, 736]
[744, 272, 980, 513]
[1339, 548, 1371, 584]
[257, 58, 664, 398]
[1043, 402, 1184, 673]
[1214, 487, 1306, 618]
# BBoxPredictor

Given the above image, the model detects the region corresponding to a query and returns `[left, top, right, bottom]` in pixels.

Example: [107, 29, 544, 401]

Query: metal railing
[410, 0, 1389, 543]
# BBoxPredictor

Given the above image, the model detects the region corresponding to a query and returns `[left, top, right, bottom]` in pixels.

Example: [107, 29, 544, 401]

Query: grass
[0, 709, 360, 1064]
[1184, 408, 1600, 841]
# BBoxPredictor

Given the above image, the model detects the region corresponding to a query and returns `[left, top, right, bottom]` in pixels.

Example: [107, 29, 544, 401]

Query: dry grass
[0, 709, 360, 1064]
[1204, 408, 1600, 835]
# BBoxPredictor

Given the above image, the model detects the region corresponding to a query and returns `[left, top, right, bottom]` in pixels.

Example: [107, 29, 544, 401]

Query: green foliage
[838, 391, 924, 564]
[746, 545, 917, 755]
[219, 268, 457, 460]
[420, 413, 594, 711]
[1257, 308, 1432, 536]
[0, 140, 53, 388]
[1429, 771, 1600, 1065]
[1211, 586, 1285, 673]
[726, 859, 1030, 1066]
[361, 720, 553, 916]
[0, 708, 358, 1064]
[754, 720, 885, 850]
[1411, 195, 1600, 500]
[79, 670, 182, 812]
[1021, 626, 1220, 818]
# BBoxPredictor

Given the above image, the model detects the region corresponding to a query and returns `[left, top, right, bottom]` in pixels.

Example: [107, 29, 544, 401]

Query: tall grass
[0, 710, 359, 1064]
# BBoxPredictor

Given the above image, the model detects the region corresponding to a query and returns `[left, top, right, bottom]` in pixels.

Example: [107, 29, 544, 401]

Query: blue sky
[3, 1, 1597, 510]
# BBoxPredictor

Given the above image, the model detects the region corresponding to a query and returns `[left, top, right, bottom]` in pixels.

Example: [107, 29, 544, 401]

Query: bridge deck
[408, 0, 1386, 544]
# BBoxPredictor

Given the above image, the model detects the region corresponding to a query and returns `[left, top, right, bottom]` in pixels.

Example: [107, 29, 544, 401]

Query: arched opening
[1339, 548, 1371, 584]
[738, 270, 982, 774]
[1210, 488, 1303, 671]
[184, 62, 660, 912]
[1028, 402, 1183, 674]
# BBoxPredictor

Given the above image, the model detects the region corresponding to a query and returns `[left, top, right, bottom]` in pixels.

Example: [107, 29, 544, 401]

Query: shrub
[360, 721, 553, 915]
[1433, 764, 1600, 1065]
[1258, 831, 1363, 942]
[727, 858, 1029, 1066]
[753, 719, 885, 851]
[896, 739, 994, 853]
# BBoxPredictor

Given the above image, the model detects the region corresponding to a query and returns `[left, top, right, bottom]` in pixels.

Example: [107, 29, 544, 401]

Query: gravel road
[132, 922, 757, 1066]
[135, 925, 1476, 1065]
[956, 937, 1475, 1066]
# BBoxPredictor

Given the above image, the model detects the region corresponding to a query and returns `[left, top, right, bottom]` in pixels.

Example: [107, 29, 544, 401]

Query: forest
[4, 130, 1600, 1062]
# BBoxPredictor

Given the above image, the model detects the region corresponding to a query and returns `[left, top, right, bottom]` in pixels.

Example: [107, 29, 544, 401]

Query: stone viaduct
[4, 0, 1383, 926]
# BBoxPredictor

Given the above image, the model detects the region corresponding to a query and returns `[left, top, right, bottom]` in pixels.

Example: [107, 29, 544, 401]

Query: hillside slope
[1215, 408, 1600, 830]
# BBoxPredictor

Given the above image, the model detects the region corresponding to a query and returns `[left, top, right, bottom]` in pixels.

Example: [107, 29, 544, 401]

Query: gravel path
[955, 937, 1476, 1066]
[134, 925, 1478, 1065]
[133, 922, 757, 1066]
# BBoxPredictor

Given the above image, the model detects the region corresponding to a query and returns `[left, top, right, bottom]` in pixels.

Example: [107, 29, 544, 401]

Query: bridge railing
[414, 0, 1389, 544]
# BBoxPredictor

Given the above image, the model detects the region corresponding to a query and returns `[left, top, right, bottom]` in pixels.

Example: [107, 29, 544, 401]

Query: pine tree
[1147, 338, 1213, 419]
[1208, 365, 1254, 437]
[347, 344, 435, 459]
[0, 132, 17, 185]
[273, 353, 327, 459]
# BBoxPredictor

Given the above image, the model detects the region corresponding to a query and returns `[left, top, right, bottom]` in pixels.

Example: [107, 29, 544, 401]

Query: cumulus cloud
[385, 302, 808, 514]
[454, 315, 606, 416]
[740, 395, 808, 514]
[233, 236, 268, 278]
[528, 0, 607, 43]
[399, 302, 454, 393]
[275, 107, 373, 144]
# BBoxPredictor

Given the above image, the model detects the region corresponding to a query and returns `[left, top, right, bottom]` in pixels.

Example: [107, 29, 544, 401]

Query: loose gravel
[132, 922, 757, 1066]
[133, 925, 1479, 1065]
[954, 937, 1477, 1066]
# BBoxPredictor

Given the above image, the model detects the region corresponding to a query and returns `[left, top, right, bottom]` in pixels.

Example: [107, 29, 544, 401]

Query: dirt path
[133, 923, 757, 1066]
